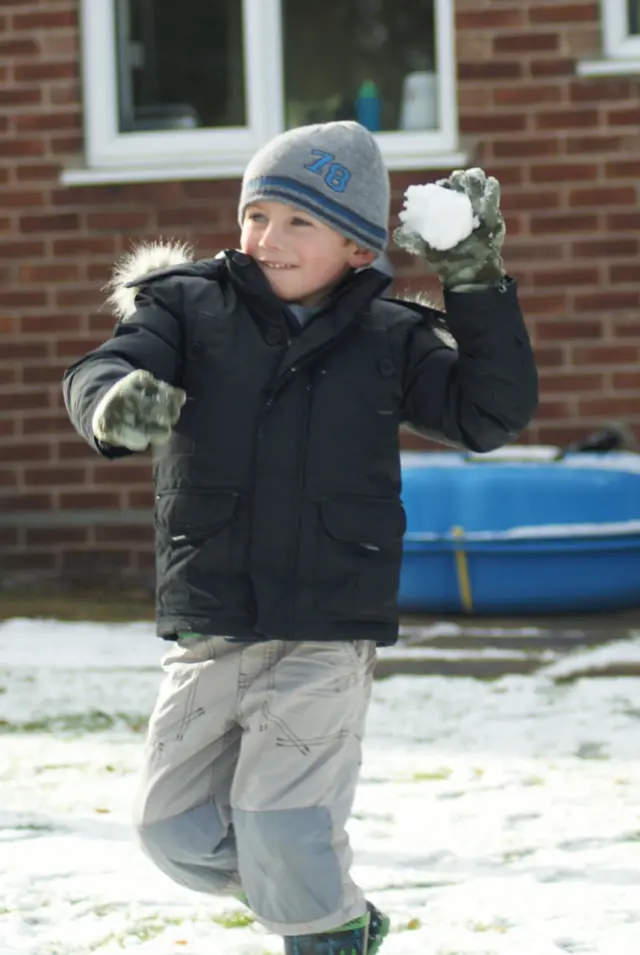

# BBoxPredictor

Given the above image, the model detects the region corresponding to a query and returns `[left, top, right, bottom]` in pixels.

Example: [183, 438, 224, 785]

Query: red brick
[0, 38, 39, 56]
[50, 134, 84, 155]
[14, 111, 80, 133]
[516, 293, 569, 316]
[0, 469, 17, 488]
[19, 264, 81, 283]
[493, 138, 559, 159]
[0, 441, 51, 462]
[611, 321, 640, 339]
[94, 525, 154, 545]
[59, 491, 123, 509]
[25, 528, 88, 546]
[22, 413, 72, 434]
[607, 213, 640, 231]
[501, 190, 560, 211]
[15, 162, 59, 182]
[569, 186, 636, 207]
[53, 236, 118, 256]
[1, 342, 49, 360]
[610, 264, 638, 283]
[536, 424, 595, 445]
[536, 399, 573, 420]
[531, 163, 598, 183]
[13, 10, 77, 29]
[3, 552, 58, 572]
[573, 238, 637, 258]
[531, 267, 599, 287]
[536, 109, 599, 129]
[458, 61, 523, 81]
[566, 134, 626, 155]
[606, 160, 640, 178]
[156, 206, 223, 228]
[529, 3, 598, 23]
[457, 9, 524, 29]
[14, 61, 76, 82]
[20, 213, 79, 232]
[24, 466, 86, 487]
[21, 363, 69, 385]
[494, 33, 559, 54]
[506, 241, 566, 262]
[539, 371, 604, 393]
[607, 106, 640, 126]
[0, 87, 42, 107]
[86, 211, 150, 231]
[0, 289, 47, 307]
[55, 337, 104, 358]
[570, 79, 632, 102]
[493, 84, 563, 106]
[574, 291, 639, 311]
[55, 288, 101, 308]
[0, 138, 45, 157]
[21, 314, 82, 334]
[579, 396, 640, 416]
[530, 213, 599, 235]
[0, 190, 47, 208]
[613, 371, 640, 390]
[574, 344, 639, 365]
[530, 58, 576, 77]
[128, 489, 155, 509]
[536, 319, 602, 341]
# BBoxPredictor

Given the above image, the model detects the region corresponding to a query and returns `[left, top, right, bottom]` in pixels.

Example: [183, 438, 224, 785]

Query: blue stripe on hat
[246, 185, 385, 251]
[245, 175, 388, 244]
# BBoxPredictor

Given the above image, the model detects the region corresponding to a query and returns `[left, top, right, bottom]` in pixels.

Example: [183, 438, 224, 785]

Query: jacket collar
[223, 249, 392, 349]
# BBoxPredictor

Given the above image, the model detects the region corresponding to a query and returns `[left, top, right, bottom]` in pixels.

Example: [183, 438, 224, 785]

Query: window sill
[60, 148, 471, 187]
[576, 57, 640, 77]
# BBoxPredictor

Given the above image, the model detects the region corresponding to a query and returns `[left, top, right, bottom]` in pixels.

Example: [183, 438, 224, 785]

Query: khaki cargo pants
[132, 636, 376, 936]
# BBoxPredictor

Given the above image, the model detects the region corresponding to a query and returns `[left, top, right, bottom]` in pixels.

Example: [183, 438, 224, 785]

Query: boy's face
[240, 200, 376, 306]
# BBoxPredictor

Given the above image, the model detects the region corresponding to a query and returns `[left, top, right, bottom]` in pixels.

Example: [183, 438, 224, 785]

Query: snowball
[398, 183, 479, 251]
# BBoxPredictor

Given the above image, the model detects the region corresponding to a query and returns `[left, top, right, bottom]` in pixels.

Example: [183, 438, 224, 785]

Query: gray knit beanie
[238, 121, 390, 253]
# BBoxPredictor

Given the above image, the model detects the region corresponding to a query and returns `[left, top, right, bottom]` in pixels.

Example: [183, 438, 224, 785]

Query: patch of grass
[470, 919, 510, 934]
[0, 711, 148, 735]
[211, 910, 255, 928]
[413, 768, 452, 781]
[0, 588, 154, 623]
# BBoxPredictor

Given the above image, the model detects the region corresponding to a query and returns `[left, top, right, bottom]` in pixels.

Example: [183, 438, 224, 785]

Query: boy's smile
[240, 200, 375, 306]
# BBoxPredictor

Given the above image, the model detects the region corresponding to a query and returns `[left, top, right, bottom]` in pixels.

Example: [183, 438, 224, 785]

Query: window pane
[629, 0, 640, 35]
[283, 0, 437, 132]
[115, 0, 246, 132]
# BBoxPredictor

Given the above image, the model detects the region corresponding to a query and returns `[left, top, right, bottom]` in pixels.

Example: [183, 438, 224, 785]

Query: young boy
[63, 121, 537, 955]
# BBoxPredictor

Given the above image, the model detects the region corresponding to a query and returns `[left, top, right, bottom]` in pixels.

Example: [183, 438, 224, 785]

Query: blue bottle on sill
[355, 80, 381, 132]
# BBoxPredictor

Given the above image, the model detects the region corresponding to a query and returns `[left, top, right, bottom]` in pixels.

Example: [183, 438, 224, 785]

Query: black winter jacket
[63, 250, 538, 645]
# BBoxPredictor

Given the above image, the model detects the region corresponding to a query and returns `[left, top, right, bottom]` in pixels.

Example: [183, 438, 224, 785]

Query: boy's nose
[259, 224, 284, 250]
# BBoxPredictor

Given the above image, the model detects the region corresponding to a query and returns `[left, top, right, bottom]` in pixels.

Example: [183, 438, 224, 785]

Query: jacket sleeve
[401, 279, 538, 452]
[62, 285, 185, 458]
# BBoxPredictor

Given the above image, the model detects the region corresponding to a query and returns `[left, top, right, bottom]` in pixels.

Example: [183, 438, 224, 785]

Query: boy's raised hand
[91, 369, 186, 451]
[394, 167, 506, 290]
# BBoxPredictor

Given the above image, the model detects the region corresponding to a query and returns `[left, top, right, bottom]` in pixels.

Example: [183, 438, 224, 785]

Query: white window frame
[603, 0, 640, 58]
[63, 0, 462, 185]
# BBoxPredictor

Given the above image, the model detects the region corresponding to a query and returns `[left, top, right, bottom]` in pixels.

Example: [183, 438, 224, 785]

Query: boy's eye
[292, 217, 312, 226]
[248, 212, 266, 222]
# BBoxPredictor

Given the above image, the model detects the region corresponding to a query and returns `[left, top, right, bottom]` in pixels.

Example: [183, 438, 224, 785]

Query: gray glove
[91, 369, 186, 451]
[394, 167, 506, 290]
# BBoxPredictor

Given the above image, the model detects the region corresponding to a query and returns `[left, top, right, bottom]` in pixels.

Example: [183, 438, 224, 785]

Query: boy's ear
[348, 246, 377, 268]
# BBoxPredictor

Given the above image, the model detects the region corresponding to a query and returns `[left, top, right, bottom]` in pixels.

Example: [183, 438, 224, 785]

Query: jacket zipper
[289, 369, 313, 638]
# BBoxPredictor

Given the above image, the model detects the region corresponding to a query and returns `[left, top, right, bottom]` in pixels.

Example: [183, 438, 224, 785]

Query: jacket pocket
[155, 489, 240, 613]
[315, 497, 406, 619]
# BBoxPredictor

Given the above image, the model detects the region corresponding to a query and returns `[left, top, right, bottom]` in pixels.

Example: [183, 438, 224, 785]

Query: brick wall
[1, 0, 639, 587]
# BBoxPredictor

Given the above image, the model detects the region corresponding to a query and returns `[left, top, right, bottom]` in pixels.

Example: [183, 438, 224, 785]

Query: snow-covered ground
[2, 619, 640, 955]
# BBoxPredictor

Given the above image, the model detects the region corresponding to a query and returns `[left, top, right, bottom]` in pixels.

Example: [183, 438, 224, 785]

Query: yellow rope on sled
[452, 525, 473, 613]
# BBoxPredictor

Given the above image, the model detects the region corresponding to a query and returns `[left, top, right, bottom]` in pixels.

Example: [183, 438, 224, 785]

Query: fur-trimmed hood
[105, 241, 195, 321]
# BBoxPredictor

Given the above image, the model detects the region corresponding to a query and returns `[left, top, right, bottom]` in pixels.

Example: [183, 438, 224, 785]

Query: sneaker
[366, 901, 390, 955]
